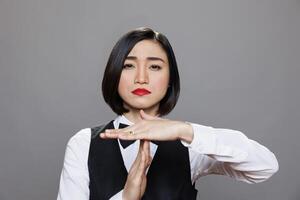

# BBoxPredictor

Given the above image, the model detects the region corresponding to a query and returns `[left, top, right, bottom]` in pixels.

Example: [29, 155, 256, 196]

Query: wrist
[177, 121, 194, 144]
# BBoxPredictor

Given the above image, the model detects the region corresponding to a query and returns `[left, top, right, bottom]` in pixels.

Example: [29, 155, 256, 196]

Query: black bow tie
[118, 123, 160, 149]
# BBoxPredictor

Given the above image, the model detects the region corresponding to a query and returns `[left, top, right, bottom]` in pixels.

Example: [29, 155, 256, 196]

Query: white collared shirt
[57, 115, 278, 200]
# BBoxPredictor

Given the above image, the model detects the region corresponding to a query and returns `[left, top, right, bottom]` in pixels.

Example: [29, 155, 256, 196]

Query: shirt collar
[113, 114, 134, 129]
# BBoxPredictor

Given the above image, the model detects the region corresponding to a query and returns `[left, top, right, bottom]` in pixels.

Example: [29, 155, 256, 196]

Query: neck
[122, 106, 159, 124]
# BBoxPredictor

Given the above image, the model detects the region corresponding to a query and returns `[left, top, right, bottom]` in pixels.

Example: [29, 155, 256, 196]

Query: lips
[131, 88, 151, 96]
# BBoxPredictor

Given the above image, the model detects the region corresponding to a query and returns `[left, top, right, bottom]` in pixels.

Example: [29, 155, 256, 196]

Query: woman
[57, 27, 278, 200]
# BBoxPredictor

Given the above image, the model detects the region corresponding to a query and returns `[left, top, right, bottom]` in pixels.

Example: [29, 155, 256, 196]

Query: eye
[150, 65, 162, 70]
[123, 64, 134, 69]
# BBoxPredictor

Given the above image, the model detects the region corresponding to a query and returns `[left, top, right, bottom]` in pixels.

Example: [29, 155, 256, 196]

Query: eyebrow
[125, 56, 166, 63]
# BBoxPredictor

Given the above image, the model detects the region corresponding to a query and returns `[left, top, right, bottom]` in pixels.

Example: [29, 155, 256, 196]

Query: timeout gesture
[100, 110, 194, 144]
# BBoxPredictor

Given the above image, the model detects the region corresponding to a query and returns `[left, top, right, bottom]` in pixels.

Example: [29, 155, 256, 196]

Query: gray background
[0, 0, 299, 199]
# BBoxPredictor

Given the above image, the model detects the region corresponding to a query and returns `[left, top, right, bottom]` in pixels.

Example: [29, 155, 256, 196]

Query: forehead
[127, 40, 167, 59]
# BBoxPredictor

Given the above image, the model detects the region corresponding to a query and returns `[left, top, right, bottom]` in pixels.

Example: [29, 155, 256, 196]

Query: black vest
[88, 120, 198, 200]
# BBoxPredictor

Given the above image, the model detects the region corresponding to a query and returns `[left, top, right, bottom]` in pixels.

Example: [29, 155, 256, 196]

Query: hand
[122, 140, 152, 200]
[100, 110, 194, 143]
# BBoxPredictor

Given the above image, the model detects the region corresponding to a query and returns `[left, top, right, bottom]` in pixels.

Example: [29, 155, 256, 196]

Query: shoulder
[65, 128, 91, 154]
[61, 128, 92, 172]
[68, 128, 91, 143]
[67, 121, 109, 147]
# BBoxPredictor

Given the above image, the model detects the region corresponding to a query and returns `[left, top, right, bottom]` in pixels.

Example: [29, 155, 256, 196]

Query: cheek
[153, 76, 169, 91]
[118, 71, 136, 97]
[118, 74, 129, 95]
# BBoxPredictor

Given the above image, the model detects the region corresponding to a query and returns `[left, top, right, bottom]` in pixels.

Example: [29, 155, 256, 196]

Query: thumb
[139, 109, 157, 120]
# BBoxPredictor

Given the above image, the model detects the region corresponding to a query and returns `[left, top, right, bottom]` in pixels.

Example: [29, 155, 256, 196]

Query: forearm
[179, 122, 279, 183]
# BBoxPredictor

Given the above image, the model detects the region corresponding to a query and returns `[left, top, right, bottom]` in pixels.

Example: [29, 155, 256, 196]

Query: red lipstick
[131, 88, 151, 96]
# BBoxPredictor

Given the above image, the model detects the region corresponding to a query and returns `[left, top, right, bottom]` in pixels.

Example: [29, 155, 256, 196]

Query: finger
[143, 141, 152, 167]
[119, 124, 150, 140]
[100, 132, 125, 139]
[99, 132, 120, 139]
[129, 141, 146, 176]
[136, 149, 147, 177]
[118, 131, 145, 141]
[141, 146, 152, 172]
[139, 140, 151, 168]
[117, 125, 137, 133]
[105, 124, 136, 133]
[129, 153, 141, 175]
[129, 141, 143, 174]
[138, 140, 144, 153]
[102, 125, 141, 140]
[143, 141, 150, 159]
[137, 140, 148, 171]
[100, 127, 139, 139]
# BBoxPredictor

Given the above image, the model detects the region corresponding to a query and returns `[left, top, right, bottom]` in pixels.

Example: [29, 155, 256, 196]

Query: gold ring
[129, 131, 134, 135]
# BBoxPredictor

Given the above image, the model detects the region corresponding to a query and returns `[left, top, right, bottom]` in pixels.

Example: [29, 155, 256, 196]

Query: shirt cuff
[109, 190, 123, 200]
[181, 122, 217, 154]
[180, 122, 249, 162]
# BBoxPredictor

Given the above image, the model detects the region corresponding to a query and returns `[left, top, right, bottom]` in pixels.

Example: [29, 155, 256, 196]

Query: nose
[134, 66, 149, 84]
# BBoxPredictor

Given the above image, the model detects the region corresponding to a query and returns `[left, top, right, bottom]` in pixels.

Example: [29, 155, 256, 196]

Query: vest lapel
[88, 120, 128, 200]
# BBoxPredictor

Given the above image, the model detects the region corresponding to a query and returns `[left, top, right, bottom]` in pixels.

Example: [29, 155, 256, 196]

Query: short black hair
[102, 27, 180, 117]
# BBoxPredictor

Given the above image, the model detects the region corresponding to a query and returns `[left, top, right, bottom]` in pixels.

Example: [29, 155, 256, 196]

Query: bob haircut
[102, 27, 180, 117]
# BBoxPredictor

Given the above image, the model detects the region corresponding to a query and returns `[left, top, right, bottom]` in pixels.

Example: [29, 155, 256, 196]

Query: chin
[124, 101, 159, 111]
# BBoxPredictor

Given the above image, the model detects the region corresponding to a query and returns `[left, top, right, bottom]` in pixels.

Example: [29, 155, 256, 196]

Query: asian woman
[57, 27, 278, 200]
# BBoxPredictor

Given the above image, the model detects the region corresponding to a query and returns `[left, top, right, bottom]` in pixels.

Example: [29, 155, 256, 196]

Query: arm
[180, 122, 279, 184]
[57, 129, 90, 200]
[57, 129, 123, 200]
[100, 110, 278, 184]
